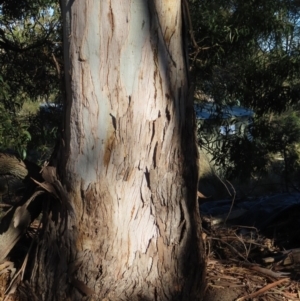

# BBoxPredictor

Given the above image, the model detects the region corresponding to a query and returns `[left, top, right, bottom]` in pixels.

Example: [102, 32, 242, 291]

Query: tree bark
[31, 1, 206, 300]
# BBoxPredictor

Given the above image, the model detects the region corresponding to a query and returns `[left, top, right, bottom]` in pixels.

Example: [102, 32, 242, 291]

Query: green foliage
[198, 120, 270, 180]
[26, 104, 62, 163]
[190, 0, 300, 112]
[191, 0, 300, 183]
[0, 0, 63, 160]
[0, 107, 31, 159]
[198, 111, 300, 189]
[264, 112, 300, 190]
[0, 1, 62, 103]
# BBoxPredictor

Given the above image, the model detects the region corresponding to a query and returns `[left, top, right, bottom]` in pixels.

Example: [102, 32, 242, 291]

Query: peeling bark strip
[31, 1, 205, 300]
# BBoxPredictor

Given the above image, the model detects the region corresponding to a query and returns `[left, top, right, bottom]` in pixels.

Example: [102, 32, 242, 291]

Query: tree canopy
[190, 0, 300, 113]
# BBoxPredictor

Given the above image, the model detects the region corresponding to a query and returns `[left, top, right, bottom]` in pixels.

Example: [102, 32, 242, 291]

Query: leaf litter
[201, 192, 300, 300]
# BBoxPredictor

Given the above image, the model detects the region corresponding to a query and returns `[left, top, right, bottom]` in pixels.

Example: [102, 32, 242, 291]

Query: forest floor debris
[202, 200, 300, 301]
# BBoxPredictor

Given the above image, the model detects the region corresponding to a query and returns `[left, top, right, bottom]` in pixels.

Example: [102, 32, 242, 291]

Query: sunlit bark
[31, 1, 205, 300]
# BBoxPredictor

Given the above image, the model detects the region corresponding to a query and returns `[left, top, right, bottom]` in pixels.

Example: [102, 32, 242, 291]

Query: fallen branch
[211, 237, 249, 262]
[250, 265, 290, 279]
[236, 278, 290, 301]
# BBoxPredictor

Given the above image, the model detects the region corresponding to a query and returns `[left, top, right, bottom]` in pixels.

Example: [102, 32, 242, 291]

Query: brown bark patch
[103, 132, 115, 167]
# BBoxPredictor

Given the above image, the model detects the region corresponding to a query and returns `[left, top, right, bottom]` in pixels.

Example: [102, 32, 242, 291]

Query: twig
[250, 265, 290, 279]
[235, 232, 251, 259]
[0, 204, 11, 207]
[52, 53, 61, 77]
[209, 174, 237, 224]
[214, 172, 232, 197]
[236, 278, 289, 301]
[224, 180, 236, 224]
[211, 237, 249, 262]
[182, 0, 198, 49]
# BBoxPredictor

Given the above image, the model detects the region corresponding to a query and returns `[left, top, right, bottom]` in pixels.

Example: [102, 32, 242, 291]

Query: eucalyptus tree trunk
[32, 1, 205, 300]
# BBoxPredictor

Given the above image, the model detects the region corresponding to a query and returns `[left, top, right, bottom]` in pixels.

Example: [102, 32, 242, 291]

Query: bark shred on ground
[202, 193, 300, 300]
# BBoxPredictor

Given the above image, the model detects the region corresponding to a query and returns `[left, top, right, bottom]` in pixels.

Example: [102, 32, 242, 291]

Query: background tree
[190, 0, 300, 180]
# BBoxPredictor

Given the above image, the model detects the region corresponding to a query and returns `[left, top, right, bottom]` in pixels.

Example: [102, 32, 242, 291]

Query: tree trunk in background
[32, 1, 206, 300]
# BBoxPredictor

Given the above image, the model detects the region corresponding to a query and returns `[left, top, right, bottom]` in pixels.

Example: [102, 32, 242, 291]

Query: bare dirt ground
[204, 286, 245, 301]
